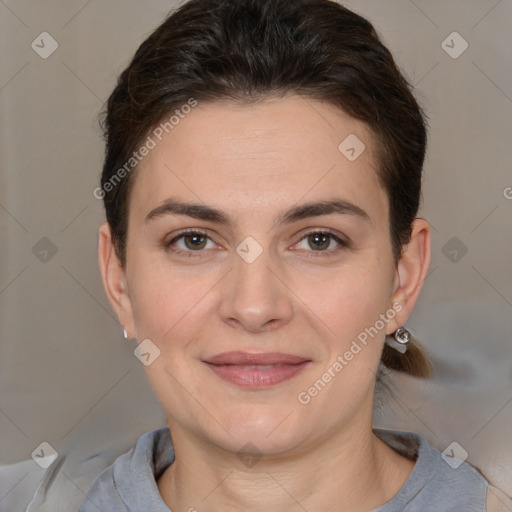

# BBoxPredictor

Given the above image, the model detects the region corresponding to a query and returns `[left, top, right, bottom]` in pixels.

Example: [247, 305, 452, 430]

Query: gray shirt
[78, 427, 492, 511]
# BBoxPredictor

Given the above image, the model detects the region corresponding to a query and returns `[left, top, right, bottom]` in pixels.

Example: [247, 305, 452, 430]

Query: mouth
[202, 351, 311, 388]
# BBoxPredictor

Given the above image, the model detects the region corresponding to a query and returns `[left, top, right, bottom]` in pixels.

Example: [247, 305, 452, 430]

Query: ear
[386, 218, 431, 334]
[98, 222, 136, 338]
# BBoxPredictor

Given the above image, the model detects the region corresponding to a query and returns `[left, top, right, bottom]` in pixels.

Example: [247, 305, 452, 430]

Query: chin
[208, 405, 309, 455]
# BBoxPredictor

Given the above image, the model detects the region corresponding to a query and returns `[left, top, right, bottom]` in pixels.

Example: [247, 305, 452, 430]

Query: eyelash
[164, 229, 349, 258]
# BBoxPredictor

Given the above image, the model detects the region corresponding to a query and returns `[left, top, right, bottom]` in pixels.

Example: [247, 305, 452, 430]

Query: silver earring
[385, 327, 411, 354]
[123, 329, 129, 340]
[394, 327, 411, 345]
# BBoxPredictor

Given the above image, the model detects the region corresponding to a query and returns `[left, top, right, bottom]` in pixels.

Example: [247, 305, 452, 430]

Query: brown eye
[182, 233, 207, 250]
[165, 230, 216, 255]
[307, 232, 331, 251]
[293, 230, 348, 257]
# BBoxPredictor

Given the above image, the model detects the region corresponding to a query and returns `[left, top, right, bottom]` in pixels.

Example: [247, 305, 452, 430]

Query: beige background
[0, 0, 511, 510]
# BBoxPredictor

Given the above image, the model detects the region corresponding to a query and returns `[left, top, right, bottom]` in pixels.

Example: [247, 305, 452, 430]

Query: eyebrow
[144, 197, 371, 226]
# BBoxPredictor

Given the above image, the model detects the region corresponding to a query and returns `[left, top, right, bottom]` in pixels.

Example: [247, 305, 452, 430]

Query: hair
[99, 0, 431, 378]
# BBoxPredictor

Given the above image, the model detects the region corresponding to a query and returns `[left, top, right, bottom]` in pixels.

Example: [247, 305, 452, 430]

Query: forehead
[129, 94, 387, 225]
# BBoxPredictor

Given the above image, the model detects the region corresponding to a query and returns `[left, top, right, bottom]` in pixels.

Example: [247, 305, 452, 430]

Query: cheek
[128, 261, 216, 345]
[299, 263, 395, 398]
[305, 270, 393, 385]
[299, 261, 394, 339]
[128, 267, 212, 405]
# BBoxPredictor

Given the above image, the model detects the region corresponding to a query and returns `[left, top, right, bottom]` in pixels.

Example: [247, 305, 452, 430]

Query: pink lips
[203, 351, 311, 388]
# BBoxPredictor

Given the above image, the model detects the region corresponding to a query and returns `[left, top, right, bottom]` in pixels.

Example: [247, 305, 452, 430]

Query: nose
[218, 244, 294, 333]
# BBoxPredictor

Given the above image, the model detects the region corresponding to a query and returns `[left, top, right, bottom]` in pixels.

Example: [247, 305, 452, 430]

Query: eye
[164, 229, 348, 258]
[293, 230, 348, 256]
[165, 230, 218, 256]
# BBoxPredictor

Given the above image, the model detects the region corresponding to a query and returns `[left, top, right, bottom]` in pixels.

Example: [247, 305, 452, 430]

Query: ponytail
[381, 335, 432, 378]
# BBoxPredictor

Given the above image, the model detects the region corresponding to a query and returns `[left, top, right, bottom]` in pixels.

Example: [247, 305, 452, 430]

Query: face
[109, 95, 410, 456]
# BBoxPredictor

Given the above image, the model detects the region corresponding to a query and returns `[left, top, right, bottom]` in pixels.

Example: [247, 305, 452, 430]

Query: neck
[157, 412, 414, 512]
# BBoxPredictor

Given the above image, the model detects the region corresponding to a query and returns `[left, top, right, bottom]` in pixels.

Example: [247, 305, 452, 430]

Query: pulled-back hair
[99, 0, 431, 378]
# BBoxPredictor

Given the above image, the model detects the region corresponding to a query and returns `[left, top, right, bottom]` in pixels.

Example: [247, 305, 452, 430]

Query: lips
[203, 351, 311, 388]
[204, 351, 309, 366]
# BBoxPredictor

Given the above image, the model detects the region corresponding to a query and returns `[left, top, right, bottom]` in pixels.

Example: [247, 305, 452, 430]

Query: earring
[385, 327, 411, 354]
[123, 329, 129, 340]
[394, 327, 411, 345]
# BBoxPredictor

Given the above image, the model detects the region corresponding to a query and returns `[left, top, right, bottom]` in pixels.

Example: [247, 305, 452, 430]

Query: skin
[98, 94, 431, 511]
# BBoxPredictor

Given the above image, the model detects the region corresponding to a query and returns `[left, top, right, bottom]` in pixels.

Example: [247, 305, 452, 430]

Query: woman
[82, 0, 511, 510]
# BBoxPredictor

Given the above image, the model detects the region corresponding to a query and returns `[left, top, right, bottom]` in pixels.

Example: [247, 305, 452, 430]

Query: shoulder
[78, 427, 174, 512]
[374, 428, 499, 512]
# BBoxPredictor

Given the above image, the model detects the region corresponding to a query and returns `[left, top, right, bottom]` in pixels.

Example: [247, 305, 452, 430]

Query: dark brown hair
[99, 0, 431, 378]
